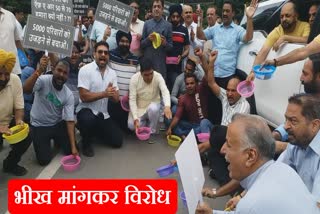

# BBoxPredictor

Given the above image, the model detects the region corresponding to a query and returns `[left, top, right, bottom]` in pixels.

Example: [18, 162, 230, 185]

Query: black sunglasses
[97, 50, 109, 55]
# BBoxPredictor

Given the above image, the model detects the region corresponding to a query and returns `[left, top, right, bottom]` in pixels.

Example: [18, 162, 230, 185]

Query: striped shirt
[218, 88, 250, 126]
[109, 48, 140, 97]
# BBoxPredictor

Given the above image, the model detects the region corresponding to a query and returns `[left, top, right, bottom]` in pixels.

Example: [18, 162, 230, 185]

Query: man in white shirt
[77, 41, 123, 157]
[129, 1, 144, 56]
[128, 57, 172, 134]
[0, 7, 23, 75]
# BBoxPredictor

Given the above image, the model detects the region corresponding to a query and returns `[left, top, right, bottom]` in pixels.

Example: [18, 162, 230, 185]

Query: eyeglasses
[88, 16, 94, 20]
[97, 50, 109, 55]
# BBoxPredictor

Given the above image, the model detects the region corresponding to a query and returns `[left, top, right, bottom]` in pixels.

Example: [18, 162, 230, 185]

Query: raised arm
[207, 51, 221, 97]
[243, 0, 258, 42]
[23, 56, 48, 94]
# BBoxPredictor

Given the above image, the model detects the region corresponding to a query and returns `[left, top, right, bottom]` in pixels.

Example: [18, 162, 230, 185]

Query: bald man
[0, 49, 31, 176]
[248, 1, 310, 81]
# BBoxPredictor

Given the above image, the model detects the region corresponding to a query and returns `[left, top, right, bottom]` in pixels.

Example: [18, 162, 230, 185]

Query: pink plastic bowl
[130, 33, 140, 51]
[237, 80, 255, 98]
[60, 155, 81, 172]
[120, 95, 130, 112]
[136, 127, 151, 141]
[197, 133, 210, 143]
[166, 56, 179, 64]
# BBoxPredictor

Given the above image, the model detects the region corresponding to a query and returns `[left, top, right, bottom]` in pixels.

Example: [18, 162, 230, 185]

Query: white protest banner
[23, 15, 75, 56]
[32, 0, 73, 26]
[95, 0, 134, 32]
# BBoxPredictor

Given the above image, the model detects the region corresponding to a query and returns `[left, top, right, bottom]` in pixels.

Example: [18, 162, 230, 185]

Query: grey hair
[231, 113, 275, 160]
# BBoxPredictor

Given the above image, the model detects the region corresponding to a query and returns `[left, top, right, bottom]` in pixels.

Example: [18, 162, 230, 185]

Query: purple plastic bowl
[60, 155, 81, 172]
[156, 164, 175, 177]
[180, 191, 187, 207]
[197, 133, 210, 143]
[136, 127, 151, 141]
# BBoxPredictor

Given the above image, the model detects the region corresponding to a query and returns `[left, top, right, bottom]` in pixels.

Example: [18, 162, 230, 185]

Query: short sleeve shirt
[265, 21, 310, 47]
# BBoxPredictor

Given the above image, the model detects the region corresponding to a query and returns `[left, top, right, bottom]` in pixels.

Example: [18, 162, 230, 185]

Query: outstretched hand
[245, 0, 258, 19]
[208, 50, 218, 63]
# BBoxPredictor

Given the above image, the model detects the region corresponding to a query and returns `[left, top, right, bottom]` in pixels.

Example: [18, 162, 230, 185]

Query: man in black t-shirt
[166, 4, 190, 91]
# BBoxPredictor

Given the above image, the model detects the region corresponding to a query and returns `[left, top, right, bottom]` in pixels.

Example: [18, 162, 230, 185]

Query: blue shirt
[279, 130, 320, 203]
[204, 23, 246, 78]
[21, 66, 35, 118]
[90, 21, 118, 50]
[214, 161, 319, 214]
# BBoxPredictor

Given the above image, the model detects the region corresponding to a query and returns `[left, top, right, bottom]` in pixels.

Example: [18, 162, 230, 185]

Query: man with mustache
[24, 59, 79, 166]
[0, 49, 31, 176]
[196, 0, 257, 124]
[201, 55, 320, 208]
[141, 0, 173, 80]
[196, 113, 319, 214]
[76, 41, 123, 157]
[247, 1, 310, 81]
[109, 31, 139, 133]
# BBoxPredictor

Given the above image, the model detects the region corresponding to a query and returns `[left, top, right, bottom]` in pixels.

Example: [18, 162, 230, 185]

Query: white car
[237, 0, 318, 127]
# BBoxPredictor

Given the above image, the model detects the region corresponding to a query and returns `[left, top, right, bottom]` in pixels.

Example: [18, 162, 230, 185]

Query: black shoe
[82, 145, 94, 157]
[200, 153, 209, 166]
[208, 168, 217, 179]
[3, 165, 28, 176]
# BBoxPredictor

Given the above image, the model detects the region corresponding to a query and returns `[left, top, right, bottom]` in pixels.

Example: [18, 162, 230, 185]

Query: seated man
[0, 49, 31, 176]
[247, 1, 310, 81]
[108, 30, 139, 133]
[170, 56, 204, 110]
[128, 57, 172, 135]
[196, 113, 319, 214]
[23, 59, 78, 165]
[77, 41, 123, 157]
[166, 72, 213, 139]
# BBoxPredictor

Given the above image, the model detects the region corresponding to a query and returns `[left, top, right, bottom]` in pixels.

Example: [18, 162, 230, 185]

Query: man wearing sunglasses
[76, 41, 123, 157]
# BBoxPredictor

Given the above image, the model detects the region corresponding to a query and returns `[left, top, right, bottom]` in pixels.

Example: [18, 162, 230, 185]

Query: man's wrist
[211, 188, 217, 199]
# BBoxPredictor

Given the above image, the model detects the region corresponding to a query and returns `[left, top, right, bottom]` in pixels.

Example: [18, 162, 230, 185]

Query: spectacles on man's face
[88, 16, 94, 20]
[96, 50, 109, 55]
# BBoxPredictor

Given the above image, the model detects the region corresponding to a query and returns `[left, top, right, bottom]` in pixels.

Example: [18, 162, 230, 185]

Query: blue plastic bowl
[253, 65, 276, 80]
[180, 191, 187, 207]
[156, 164, 175, 177]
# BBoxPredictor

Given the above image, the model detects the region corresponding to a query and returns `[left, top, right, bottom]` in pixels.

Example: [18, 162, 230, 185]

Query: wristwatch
[273, 58, 278, 67]
[212, 188, 217, 199]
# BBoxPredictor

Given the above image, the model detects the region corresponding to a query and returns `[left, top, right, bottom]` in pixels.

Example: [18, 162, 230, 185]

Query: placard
[23, 15, 75, 56]
[175, 130, 205, 214]
[95, 0, 134, 32]
[73, 0, 89, 16]
[32, 0, 73, 26]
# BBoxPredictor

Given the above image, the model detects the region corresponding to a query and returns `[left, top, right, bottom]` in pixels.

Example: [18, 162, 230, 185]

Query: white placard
[175, 130, 204, 213]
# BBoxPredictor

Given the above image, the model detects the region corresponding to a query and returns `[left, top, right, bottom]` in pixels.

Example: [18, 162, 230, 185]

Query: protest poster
[23, 15, 75, 56]
[32, 0, 73, 26]
[95, 0, 134, 32]
[73, 0, 89, 16]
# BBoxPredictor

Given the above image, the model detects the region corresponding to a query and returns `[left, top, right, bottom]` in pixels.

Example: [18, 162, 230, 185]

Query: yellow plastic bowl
[152, 32, 161, 49]
[2, 123, 29, 144]
[167, 135, 182, 147]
